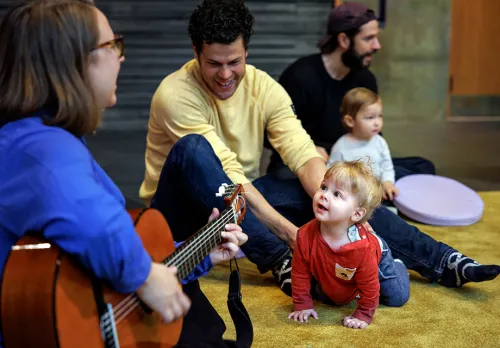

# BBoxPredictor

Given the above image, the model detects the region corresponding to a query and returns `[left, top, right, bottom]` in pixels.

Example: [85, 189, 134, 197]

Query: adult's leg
[393, 156, 436, 181]
[150, 134, 289, 272]
[175, 280, 228, 347]
[377, 238, 410, 307]
[252, 174, 314, 228]
[370, 205, 500, 287]
[265, 152, 298, 180]
[370, 205, 453, 280]
[251, 173, 315, 296]
[269, 155, 436, 182]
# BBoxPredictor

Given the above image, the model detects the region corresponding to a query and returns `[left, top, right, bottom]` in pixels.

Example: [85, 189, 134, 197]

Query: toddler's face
[313, 178, 360, 224]
[352, 100, 383, 140]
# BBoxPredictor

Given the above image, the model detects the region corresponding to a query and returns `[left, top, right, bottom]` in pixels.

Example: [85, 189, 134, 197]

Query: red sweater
[291, 219, 382, 323]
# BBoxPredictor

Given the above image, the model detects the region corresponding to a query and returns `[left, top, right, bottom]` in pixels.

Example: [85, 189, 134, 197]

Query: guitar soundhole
[140, 311, 159, 327]
[140, 301, 153, 315]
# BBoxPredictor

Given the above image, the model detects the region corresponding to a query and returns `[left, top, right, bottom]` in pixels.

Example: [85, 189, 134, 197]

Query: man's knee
[174, 134, 209, 152]
[421, 157, 436, 175]
[168, 134, 216, 166]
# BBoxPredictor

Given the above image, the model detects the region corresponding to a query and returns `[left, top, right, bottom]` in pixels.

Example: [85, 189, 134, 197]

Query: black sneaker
[272, 255, 292, 296]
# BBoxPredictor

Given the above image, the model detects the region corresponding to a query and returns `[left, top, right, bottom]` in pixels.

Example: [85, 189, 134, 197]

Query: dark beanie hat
[318, 2, 377, 50]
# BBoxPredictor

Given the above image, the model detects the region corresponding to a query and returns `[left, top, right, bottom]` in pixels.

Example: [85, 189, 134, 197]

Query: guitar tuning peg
[215, 183, 230, 197]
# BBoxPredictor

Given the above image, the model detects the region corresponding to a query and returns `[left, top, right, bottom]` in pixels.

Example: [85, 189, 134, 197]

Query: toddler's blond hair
[324, 159, 383, 223]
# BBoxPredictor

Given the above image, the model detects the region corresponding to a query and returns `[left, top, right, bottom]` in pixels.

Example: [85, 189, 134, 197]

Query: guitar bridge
[100, 303, 120, 348]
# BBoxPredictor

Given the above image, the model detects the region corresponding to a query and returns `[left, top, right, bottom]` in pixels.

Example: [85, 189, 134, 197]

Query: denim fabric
[392, 156, 436, 181]
[369, 206, 454, 281]
[268, 154, 436, 182]
[150, 135, 313, 273]
[377, 237, 410, 307]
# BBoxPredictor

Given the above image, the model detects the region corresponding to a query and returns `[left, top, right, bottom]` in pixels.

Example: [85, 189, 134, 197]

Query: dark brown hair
[340, 87, 380, 129]
[318, 28, 360, 55]
[0, 1, 101, 136]
[188, 0, 254, 55]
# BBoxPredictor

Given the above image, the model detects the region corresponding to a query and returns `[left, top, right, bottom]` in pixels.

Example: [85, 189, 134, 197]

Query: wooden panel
[0, 0, 330, 130]
[449, 0, 500, 95]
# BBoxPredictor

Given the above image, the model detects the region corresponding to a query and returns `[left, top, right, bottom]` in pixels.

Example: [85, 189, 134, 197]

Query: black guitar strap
[226, 257, 253, 348]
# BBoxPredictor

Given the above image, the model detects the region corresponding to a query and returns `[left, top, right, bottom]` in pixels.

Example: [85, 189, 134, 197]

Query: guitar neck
[162, 206, 236, 281]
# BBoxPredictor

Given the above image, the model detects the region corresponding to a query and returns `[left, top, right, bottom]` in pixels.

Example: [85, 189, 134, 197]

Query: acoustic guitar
[1, 183, 246, 348]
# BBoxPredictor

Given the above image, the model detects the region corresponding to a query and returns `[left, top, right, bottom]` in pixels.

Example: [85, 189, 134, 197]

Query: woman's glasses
[92, 34, 124, 58]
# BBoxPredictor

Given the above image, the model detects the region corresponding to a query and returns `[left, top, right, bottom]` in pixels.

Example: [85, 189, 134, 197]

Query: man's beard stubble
[341, 44, 377, 71]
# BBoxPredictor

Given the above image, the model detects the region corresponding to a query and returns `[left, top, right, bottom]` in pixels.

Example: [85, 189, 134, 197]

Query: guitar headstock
[216, 183, 246, 224]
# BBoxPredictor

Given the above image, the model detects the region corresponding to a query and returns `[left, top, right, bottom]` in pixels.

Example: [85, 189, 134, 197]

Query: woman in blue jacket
[0, 2, 247, 345]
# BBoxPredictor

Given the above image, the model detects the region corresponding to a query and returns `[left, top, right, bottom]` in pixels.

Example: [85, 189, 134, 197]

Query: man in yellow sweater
[140, 0, 326, 297]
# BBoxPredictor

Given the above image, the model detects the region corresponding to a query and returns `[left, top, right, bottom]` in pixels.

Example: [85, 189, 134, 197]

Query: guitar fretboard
[162, 207, 236, 281]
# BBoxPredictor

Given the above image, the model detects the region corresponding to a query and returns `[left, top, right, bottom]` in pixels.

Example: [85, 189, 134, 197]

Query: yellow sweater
[139, 59, 319, 203]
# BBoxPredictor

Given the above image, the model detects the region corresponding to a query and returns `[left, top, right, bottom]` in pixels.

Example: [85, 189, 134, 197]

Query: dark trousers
[393, 156, 436, 181]
[174, 280, 227, 347]
[267, 154, 436, 182]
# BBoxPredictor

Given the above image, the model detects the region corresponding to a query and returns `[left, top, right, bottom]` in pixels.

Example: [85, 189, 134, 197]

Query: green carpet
[200, 191, 500, 348]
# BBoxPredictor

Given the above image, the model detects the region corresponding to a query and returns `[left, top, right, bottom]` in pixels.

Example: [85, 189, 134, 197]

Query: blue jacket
[0, 117, 212, 295]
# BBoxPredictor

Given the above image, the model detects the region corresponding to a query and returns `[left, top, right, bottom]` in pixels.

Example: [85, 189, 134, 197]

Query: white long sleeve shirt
[327, 134, 395, 183]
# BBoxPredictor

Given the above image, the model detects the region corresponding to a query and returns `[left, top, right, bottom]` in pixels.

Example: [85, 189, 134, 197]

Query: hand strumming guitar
[136, 263, 191, 324]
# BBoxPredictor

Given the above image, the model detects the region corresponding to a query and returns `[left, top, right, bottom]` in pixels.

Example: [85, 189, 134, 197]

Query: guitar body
[1, 208, 182, 348]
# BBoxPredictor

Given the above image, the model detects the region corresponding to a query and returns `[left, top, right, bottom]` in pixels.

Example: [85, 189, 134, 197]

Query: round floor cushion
[393, 174, 484, 226]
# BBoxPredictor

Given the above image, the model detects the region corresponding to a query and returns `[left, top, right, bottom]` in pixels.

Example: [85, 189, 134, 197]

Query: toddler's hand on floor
[288, 309, 318, 323]
[343, 316, 368, 329]
[382, 181, 399, 201]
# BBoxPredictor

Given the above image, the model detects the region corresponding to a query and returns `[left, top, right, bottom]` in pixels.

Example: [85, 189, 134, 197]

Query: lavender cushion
[393, 174, 484, 226]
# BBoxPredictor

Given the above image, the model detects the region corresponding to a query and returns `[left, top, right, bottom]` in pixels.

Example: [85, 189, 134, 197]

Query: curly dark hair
[188, 0, 255, 55]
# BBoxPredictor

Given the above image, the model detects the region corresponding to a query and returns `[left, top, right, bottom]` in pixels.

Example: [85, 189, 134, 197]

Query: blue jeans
[378, 237, 410, 306]
[314, 237, 410, 307]
[151, 135, 454, 279]
[393, 156, 436, 181]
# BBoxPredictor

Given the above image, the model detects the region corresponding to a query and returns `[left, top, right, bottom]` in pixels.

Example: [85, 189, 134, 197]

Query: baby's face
[313, 178, 360, 224]
[352, 100, 383, 140]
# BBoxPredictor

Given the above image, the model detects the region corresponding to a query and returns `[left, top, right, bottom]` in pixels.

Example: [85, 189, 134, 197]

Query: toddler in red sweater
[288, 160, 410, 329]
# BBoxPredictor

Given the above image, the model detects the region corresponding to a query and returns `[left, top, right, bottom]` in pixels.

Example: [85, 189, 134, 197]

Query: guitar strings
[166, 193, 245, 271]
[112, 213, 235, 326]
[165, 207, 236, 267]
[111, 196, 241, 316]
[110, 202, 242, 325]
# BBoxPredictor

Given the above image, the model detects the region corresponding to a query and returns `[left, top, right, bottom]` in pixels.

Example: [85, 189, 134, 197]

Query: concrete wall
[0, 0, 451, 128]
[355, 0, 451, 121]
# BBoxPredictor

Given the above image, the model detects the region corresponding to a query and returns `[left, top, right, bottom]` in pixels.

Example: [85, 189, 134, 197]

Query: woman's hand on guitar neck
[207, 208, 248, 265]
[136, 263, 191, 324]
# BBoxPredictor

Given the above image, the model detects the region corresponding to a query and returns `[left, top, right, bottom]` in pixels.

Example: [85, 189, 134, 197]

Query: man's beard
[341, 45, 377, 71]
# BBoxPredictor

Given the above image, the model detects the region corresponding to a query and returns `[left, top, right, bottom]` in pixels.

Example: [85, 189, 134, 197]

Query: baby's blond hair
[325, 159, 383, 223]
